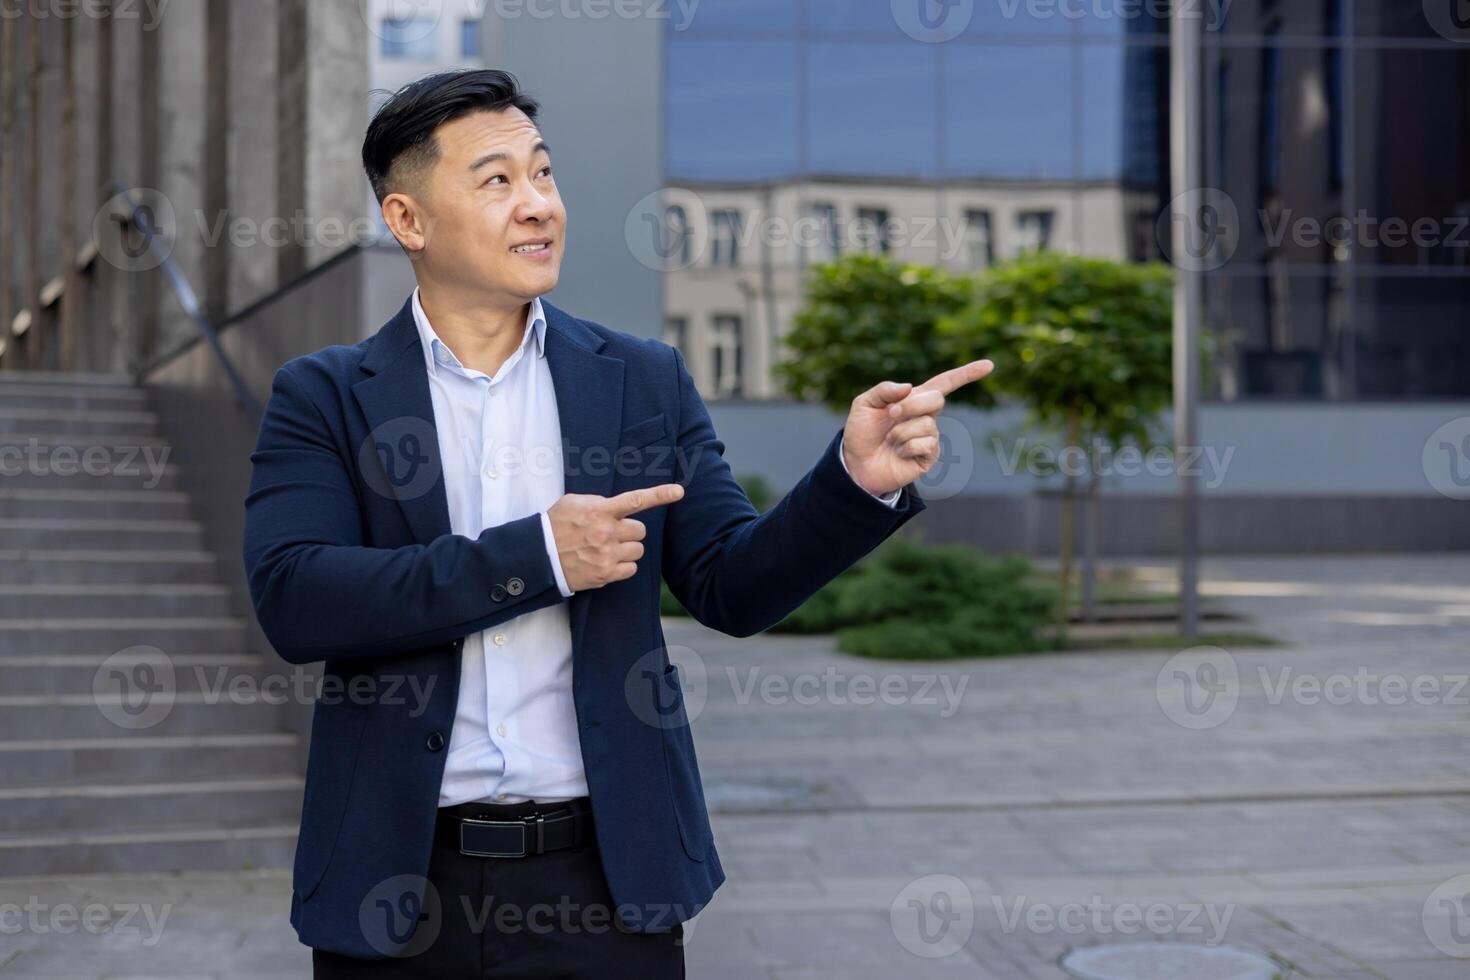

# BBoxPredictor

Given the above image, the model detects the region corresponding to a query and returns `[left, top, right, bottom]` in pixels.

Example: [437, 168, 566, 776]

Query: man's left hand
[841, 359, 994, 499]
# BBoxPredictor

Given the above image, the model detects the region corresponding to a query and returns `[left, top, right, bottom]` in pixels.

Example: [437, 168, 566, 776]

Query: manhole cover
[1060, 942, 1281, 980]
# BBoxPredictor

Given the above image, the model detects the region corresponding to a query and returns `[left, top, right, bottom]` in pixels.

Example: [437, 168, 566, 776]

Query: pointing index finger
[917, 358, 994, 396]
[605, 482, 685, 518]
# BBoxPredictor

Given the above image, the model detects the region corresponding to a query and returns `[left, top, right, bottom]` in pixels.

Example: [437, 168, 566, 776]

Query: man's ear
[381, 192, 429, 254]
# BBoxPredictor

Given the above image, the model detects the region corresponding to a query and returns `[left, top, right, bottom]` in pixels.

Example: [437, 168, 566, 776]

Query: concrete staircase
[0, 372, 301, 877]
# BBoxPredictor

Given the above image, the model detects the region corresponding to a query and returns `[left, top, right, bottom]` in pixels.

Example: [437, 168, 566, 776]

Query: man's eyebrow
[468, 140, 551, 171]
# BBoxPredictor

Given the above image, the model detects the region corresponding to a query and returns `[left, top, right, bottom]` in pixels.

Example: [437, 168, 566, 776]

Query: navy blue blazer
[242, 295, 925, 958]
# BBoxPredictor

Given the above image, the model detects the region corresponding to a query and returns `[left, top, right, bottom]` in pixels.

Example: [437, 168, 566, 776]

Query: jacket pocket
[617, 412, 667, 452]
[657, 663, 713, 862]
[293, 701, 369, 901]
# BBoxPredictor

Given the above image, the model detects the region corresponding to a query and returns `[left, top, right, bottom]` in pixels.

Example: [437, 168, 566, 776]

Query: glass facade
[665, 0, 1470, 401]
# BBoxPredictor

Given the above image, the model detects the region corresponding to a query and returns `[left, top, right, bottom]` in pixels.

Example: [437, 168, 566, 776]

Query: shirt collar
[411, 287, 547, 378]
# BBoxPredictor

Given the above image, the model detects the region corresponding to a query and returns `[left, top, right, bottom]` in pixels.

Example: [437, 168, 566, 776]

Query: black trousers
[311, 798, 685, 979]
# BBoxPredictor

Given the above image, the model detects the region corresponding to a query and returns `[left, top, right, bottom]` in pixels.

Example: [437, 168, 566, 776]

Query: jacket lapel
[351, 297, 454, 547]
[542, 300, 624, 656]
[542, 300, 624, 501]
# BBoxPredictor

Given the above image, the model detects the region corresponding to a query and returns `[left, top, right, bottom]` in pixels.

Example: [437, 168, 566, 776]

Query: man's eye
[539, 166, 553, 178]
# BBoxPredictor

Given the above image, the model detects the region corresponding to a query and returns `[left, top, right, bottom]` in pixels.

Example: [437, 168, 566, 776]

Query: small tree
[776, 253, 993, 411]
[938, 252, 1177, 636]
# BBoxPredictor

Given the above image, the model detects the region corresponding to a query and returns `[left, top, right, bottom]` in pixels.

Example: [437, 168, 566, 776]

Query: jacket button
[506, 577, 525, 596]
[490, 585, 508, 602]
[426, 731, 445, 752]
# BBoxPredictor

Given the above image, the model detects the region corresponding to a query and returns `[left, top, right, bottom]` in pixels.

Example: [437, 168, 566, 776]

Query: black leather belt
[436, 797, 593, 858]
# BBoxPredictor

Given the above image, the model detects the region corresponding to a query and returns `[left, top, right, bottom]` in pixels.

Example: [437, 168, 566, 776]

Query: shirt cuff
[539, 510, 575, 598]
[838, 441, 902, 508]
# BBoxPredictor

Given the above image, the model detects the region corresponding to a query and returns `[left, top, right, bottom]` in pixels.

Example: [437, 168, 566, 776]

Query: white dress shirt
[414, 288, 898, 807]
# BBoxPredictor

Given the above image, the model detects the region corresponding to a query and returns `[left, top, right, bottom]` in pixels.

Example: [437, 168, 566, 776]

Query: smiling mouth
[510, 242, 551, 254]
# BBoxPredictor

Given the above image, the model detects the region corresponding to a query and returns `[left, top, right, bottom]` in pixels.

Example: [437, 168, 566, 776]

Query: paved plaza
[4, 555, 1470, 978]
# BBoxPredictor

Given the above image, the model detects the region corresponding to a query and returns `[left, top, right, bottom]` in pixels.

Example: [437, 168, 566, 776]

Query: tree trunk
[1081, 467, 1101, 623]
[1056, 409, 1082, 643]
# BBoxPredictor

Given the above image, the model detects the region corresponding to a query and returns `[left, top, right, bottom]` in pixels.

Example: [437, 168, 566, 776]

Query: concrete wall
[704, 400, 1470, 555]
[486, 4, 665, 338]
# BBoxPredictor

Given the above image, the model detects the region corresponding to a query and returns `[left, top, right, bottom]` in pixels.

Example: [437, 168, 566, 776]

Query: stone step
[0, 776, 304, 834]
[0, 653, 269, 695]
[0, 584, 235, 619]
[0, 407, 159, 436]
[0, 695, 289, 739]
[0, 488, 192, 521]
[0, 518, 205, 551]
[0, 463, 181, 491]
[0, 549, 218, 584]
[0, 370, 134, 387]
[0, 731, 300, 788]
[0, 822, 297, 877]
[0, 430, 169, 449]
[0, 616, 249, 655]
[0, 389, 145, 415]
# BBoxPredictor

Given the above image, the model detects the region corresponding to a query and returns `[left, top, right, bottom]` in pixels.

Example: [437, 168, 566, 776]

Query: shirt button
[492, 633, 507, 646]
[506, 577, 525, 596]
[496, 793, 509, 801]
[436, 347, 451, 364]
[496, 724, 508, 737]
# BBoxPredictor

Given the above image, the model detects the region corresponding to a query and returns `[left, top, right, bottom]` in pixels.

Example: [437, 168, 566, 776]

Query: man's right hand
[547, 483, 685, 592]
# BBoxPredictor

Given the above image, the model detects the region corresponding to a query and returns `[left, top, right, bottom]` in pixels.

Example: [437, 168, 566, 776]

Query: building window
[663, 316, 687, 352]
[1015, 210, 1055, 253]
[807, 202, 840, 261]
[964, 209, 995, 269]
[1215, 62, 1231, 187]
[855, 207, 891, 254]
[461, 19, 482, 59]
[380, 18, 439, 60]
[711, 209, 743, 266]
[710, 315, 744, 398]
[1257, 30, 1283, 200]
[659, 204, 692, 268]
[1324, 0, 1344, 192]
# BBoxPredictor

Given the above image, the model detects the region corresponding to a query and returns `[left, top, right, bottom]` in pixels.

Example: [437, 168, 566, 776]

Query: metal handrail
[107, 182, 264, 423]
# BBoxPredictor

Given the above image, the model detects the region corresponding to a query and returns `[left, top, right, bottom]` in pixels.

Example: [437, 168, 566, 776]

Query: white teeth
[512, 243, 548, 253]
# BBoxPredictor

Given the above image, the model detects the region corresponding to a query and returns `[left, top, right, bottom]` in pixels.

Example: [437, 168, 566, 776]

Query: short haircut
[362, 69, 541, 203]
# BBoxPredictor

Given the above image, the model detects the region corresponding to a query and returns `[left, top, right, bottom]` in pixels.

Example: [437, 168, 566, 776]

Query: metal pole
[1170, 0, 1202, 638]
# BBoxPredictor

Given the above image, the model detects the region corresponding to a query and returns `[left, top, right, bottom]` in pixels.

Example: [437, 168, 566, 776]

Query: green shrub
[736, 472, 775, 513]
[774, 539, 1055, 659]
[664, 539, 1054, 660]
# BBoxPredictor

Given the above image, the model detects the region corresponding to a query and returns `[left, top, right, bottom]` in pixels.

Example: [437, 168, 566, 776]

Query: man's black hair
[362, 69, 540, 203]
